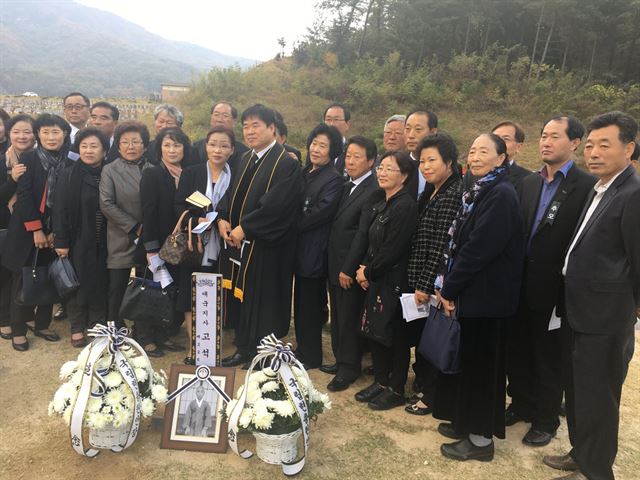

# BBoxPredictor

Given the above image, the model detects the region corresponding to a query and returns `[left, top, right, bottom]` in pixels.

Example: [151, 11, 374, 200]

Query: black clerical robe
[218, 142, 303, 348]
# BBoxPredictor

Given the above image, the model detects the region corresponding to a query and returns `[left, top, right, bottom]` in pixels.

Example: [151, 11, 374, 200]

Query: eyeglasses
[119, 140, 144, 147]
[376, 166, 401, 174]
[64, 104, 88, 111]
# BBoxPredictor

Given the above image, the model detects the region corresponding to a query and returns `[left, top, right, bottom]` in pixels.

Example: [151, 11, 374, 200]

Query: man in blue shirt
[506, 116, 596, 447]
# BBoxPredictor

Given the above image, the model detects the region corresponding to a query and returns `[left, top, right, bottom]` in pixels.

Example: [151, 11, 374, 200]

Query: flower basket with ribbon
[223, 334, 331, 475]
[48, 322, 168, 456]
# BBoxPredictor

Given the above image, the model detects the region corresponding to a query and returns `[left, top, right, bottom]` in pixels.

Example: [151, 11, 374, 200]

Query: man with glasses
[324, 103, 352, 176]
[63, 92, 90, 144]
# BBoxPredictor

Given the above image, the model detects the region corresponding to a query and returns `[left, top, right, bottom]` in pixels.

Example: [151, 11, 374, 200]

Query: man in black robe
[218, 104, 303, 367]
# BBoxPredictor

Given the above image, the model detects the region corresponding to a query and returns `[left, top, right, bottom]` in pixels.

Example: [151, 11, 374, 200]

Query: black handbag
[49, 256, 80, 298]
[417, 304, 461, 374]
[16, 249, 61, 306]
[119, 273, 176, 327]
[359, 280, 400, 347]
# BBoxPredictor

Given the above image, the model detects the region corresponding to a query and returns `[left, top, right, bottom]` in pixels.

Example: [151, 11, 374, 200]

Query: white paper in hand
[400, 294, 430, 322]
[191, 211, 218, 235]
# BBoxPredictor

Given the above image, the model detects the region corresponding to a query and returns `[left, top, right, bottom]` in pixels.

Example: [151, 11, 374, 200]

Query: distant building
[161, 83, 190, 102]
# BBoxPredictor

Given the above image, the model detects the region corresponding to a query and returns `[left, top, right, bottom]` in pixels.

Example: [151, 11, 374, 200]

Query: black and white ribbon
[68, 322, 152, 457]
[166, 365, 231, 404]
[228, 334, 312, 476]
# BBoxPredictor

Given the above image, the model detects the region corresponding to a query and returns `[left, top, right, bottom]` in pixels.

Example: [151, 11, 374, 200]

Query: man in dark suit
[543, 111, 640, 480]
[403, 109, 438, 200]
[463, 121, 531, 191]
[88, 102, 120, 164]
[322, 136, 378, 391]
[506, 116, 596, 447]
[323, 103, 352, 177]
[192, 101, 249, 170]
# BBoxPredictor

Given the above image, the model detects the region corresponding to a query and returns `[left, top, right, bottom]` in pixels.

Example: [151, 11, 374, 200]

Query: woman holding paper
[354, 151, 417, 410]
[175, 125, 234, 364]
[433, 133, 524, 462]
[405, 133, 462, 415]
[140, 127, 192, 356]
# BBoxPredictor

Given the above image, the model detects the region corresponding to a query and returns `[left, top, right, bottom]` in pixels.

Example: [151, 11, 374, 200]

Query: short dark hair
[241, 104, 276, 127]
[346, 135, 377, 161]
[587, 111, 638, 145]
[155, 127, 191, 162]
[205, 125, 236, 146]
[416, 133, 460, 172]
[483, 133, 508, 164]
[34, 113, 71, 145]
[306, 123, 343, 161]
[324, 103, 351, 122]
[113, 120, 150, 148]
[0, 108, 10, 130]
[379, 150, 414, 185]
[7, 114, 35, 133]
[632, 141, 640, 162]
[492, 121, 525, 143]
[541, 115, 585, 141]
[75, 127, 109, 153]
[210, 101, 238, 119]
[406, 109, 438, 130]
[63, 92, 90, 107]
[274, 110, 288, 137]
[90, 101, 119, 121]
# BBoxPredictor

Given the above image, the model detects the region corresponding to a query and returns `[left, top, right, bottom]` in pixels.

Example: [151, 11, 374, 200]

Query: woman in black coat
[2, 114, 72, 351]
[293, 123, 344, 368]
[53, 128, 109, 347]
[0, 115, 35, 341]
[140, 127, 192, 356]
[354, 151, 418, 410]
[434, 134, 525, 462]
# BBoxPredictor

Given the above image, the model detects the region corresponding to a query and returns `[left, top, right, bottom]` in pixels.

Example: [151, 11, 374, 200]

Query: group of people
[1, 93, 639, 480]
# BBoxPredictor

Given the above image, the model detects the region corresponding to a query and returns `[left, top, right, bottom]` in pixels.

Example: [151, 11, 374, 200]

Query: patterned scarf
[161, 159, 183, 188]
[435, 165, 507, 289]
[36, 143, 69, 209]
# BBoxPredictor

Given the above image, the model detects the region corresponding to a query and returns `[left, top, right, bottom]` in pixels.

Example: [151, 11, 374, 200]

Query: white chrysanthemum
[62, 406, 73, 426]
[87, 411, 112, 429]
[52, 396, 67, 414]
[104, 371, 123, 388]
[246, 385, 262, 404]
[273, 400, 296, 417]
[252, 398, 269, 415]
[119, 387, 134, 409]
[239, 407, 254, 428]
[151, 385, 167, 403]
[253, 410, 275, 430]
[59, 361, 78, 379]
[86, 397, 102, 413]
[70, 370, 84, 387]
[260, 380, 279, 393]
[249, 370, 267, 383]
[320, 393, 332, 410]
[134, 368, 148, 383]
[131, 356, 149, 369]
[105, 389, 124, 407]
[95, 355, 113, 371]
[112, 408, 130, 428]
[58, 382, 78, 402]
[140, 398, 155, 417]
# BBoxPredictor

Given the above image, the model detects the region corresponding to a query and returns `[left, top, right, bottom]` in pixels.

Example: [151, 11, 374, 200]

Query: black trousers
[67, 290, 106, 334]
[369, 305, 410, 394]
[507, 301, 564, 432]
[293, 276, 327, 367]
[329, 283, 365, 382]
[10, 271, 53, 337]
[565, 323, 635, 480]
[0, 265, 12, 328]
[107, 268, 131, 329]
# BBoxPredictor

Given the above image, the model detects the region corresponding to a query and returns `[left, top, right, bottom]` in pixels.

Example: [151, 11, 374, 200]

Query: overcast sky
[77, 0, 317, 61]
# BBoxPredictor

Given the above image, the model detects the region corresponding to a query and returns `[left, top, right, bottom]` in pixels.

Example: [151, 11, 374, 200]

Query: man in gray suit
[543, 111, 640, 480]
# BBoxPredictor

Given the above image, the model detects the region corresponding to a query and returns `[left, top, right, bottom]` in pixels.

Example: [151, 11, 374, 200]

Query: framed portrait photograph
[160, 365, 236, 453]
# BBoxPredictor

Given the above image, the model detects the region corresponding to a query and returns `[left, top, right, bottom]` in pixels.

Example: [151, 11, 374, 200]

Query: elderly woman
[405, 133, 463, 416]
[433, 134, 524, 462]
[2, 114, 72, 351]
[294, 123, 344, 369]
[140, 127, 192, 356]
[147, 104, 185, 165]
[0, 114, 35, 341]
[175, 125, 235, 364]
[99, 121, 150, 346]
[354, 151, 417, 410]
[54, 128, 110, 347]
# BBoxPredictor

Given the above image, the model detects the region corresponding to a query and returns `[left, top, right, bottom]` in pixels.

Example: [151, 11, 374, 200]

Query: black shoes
[504, 406, 529, 426]
[327, 376, 352, 392]
[0, 329, 11, 340]
[319, 363, 338, 374]
[543, 453, 579, 471]
[33, 329, 60, 342]
[367, 387, 404, 410]
[355, 382, 386, 403]
[12, 338, 29, 351]
[405, 401, 432, 416]
[437, 422, 465, 440]
[523, 427, 556, 447]
[440, 438, 494, 462]
[221, 351, 251, 368]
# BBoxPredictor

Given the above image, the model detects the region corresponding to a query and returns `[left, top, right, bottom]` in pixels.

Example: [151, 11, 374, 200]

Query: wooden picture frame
[160, 364, 235, 453]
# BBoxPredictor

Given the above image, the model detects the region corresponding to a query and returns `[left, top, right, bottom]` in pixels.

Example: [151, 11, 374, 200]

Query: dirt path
[1, 324, 638, 480]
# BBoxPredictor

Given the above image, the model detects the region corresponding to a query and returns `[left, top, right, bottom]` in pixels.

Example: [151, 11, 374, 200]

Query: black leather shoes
[523, 427, 556, 447]
[319, 363, 338, 374]
[368, 387, 404, 410]
[34, 329, 60, 342]
[405, 402, 432, 416]
[440, 438, 494, 462]
[355, 382, 386, 403]
[12, 338, 29, 351]
[505, 406, 528, 426]
[543, 453, 579, 471]
[221, 351, 251, 368]
[437, 422, 465, 440]
[327, 376, 352, 392]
